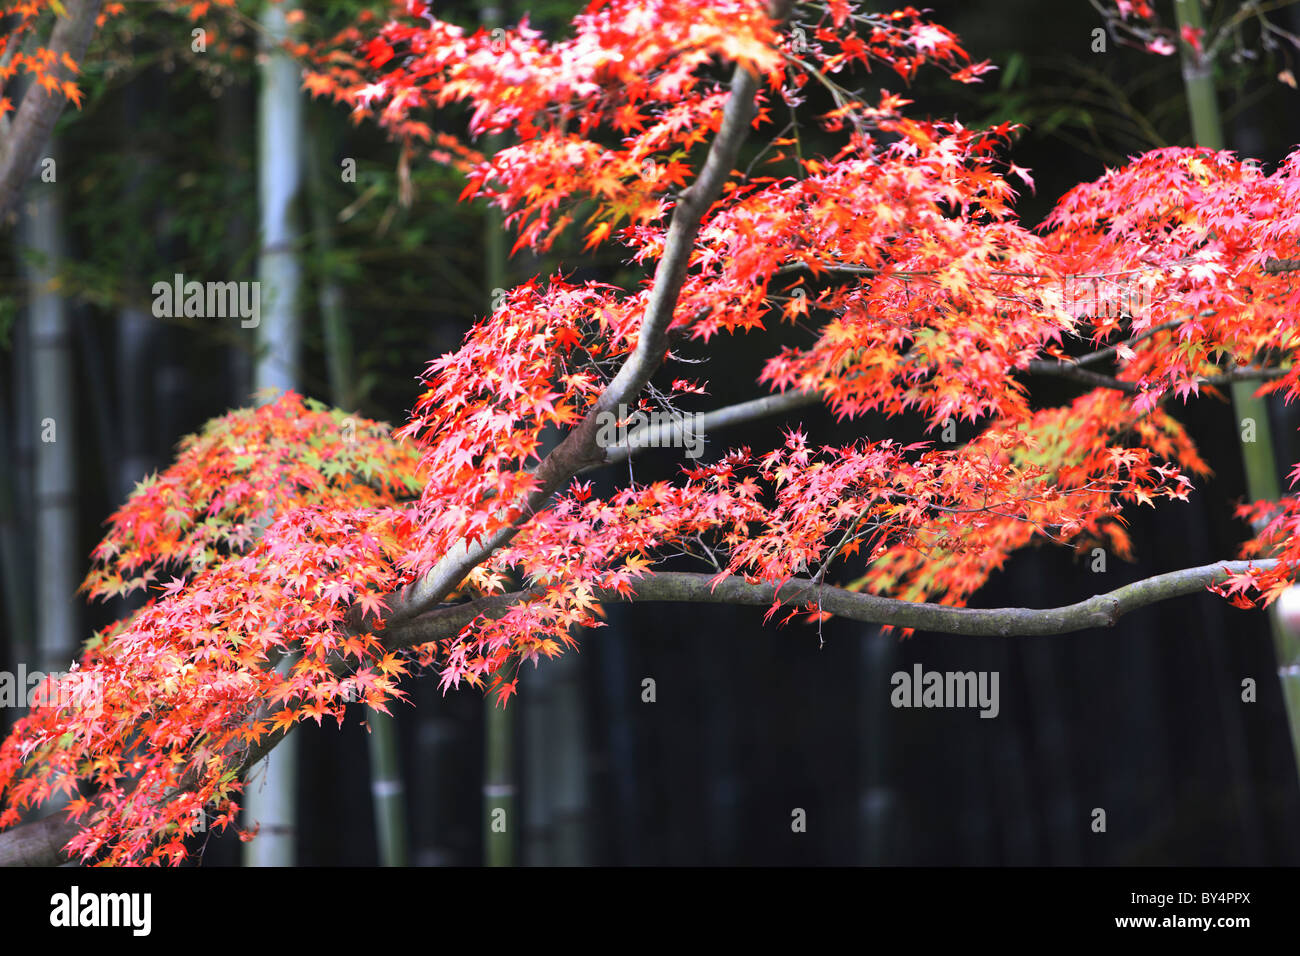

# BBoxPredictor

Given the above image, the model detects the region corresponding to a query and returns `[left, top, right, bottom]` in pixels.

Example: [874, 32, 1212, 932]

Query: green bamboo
[243, 0, 304, 867]
[364, 708, 409, 867]
[1172, 0, 1300, 778]
[483, 690, 515, 867]
[480, 0, 517, 870]
[23, 149, 78, 680]
[481, 152, 516, 868]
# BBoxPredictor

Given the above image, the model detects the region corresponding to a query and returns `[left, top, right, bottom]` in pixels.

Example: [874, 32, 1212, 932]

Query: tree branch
[589, 387, 820, 472]
[1064, 317, 1186, 367]
[389, 58, 767, 623]
[1263, 258, 1300, 275]
[0, 552, 1280, 865]
[0, 804, 82, 867]
[1024, 360, 1289, 394]
[1024, 359, 1142, 393]
[382, 559, 1281, 644]
[0, 0, 101, 222]
[0, 0, 799, 869]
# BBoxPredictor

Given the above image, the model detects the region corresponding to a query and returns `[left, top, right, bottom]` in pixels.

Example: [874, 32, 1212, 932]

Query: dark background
[3, 0, 1300, 865]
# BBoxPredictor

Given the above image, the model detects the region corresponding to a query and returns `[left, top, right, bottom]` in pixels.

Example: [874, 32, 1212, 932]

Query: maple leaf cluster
[0, 0, 94, 115]
[0, 0, 238, 119]
[0, 394, 423, 863]
[311, 0, 1300, 649]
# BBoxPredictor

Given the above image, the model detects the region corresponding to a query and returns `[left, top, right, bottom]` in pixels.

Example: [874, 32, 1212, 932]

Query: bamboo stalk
[478, 0, 520, 870]
[243, 0, 305, 867]
[1172, 0, 1300, 779]
[480, 144, 517, 868]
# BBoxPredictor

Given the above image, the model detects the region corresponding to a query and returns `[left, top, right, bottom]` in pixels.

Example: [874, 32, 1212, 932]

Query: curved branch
[590, 387, 820, 472]
[1024, 359, 1142, 393]
[1263, 258, 1300, 275]
[1024, 360, 1289, 394]
[611, 562, 1280, 635]
[0, 0, 797, 870]
[0, 806, 82, 867]
[384, 559, 1281, 644]
[0, 0, 102, 221]
[0, 556, 1280, 865]
[390, 57, 768, 622]
[1065, 317, 1185, 367]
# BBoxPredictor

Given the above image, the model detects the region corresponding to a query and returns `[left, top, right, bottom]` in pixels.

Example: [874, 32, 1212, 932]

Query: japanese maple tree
[3, 0, 1300, 865]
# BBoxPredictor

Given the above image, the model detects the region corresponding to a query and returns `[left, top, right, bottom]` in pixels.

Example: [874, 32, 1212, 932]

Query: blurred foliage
[944, 5, 1300, 169]
[4, 0, 595, 419]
